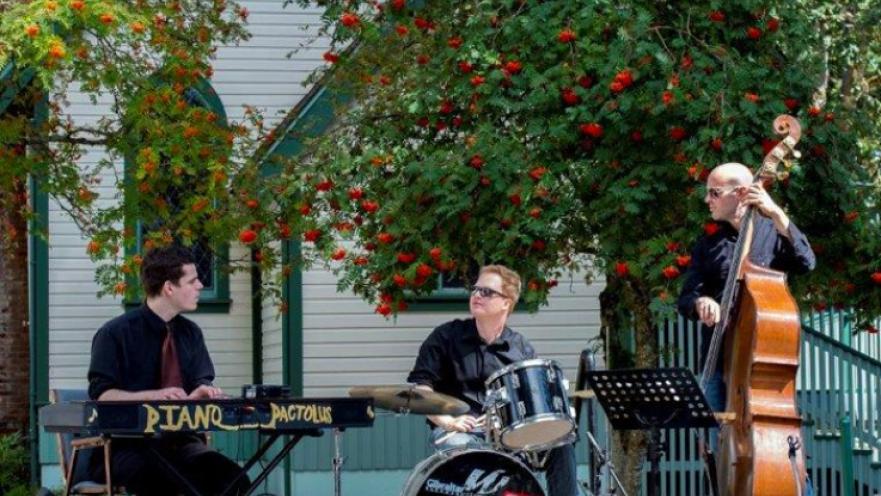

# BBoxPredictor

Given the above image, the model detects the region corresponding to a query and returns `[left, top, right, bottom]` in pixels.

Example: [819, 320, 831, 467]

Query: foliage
[265, 3, 881, 488]
[2, 0, 880, 330]
[0, 0, 265, 299]
[0, 432, 31, 496]
[260, 0, 881, 328]
[804, 0, 881, 174]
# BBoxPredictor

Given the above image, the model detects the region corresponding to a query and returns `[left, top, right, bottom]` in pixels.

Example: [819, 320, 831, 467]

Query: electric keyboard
[40, 397, 374, 435]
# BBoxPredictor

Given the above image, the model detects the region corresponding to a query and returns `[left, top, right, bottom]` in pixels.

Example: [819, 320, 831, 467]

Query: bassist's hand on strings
[695, 296, 721, 326]
[743, 182, 781, 218]
[744, 182, 792, 239]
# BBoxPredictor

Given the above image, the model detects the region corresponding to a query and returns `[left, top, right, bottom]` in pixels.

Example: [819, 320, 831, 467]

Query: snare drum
[485, 358, 576, 452]
[400, 447, 545, 496]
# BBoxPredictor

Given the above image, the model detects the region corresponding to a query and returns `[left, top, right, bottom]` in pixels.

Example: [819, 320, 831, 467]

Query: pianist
[86, 245, 250, 495]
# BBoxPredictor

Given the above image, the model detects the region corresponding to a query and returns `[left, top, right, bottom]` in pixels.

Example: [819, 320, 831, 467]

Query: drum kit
[349, 359, 587, 496]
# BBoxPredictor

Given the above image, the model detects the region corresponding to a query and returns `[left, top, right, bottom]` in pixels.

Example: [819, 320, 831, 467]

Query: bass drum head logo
[414, 449, 543, 496]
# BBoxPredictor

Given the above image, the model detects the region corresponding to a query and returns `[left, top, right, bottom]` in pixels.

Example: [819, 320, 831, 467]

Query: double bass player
[678, 161, 816, 415]
[679, 121, 817, 496]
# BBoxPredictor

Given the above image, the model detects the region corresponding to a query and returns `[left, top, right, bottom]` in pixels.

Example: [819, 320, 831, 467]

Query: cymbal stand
[332, 428, 345, 496]
[522, 449, 552, 470]
[584, 429, 628, 496]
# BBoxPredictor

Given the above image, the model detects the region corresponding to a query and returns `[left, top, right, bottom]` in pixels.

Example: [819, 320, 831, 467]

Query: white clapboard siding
[45, 0, 338, 392]
[261, 241, 284, 384]
[298, 266, 604, 397]
[48, 188, 256, 391]
[213, 0, 332, 127]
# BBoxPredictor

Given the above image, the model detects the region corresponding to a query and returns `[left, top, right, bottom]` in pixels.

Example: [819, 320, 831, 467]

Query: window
[406, 269, 474, 311]
[406, 265, 525, 313]
[124, 79, 231, 312]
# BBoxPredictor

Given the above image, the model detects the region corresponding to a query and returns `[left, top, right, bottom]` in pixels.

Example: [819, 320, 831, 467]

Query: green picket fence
[590, 311, 881, 496]
[799, 310, 880, 496]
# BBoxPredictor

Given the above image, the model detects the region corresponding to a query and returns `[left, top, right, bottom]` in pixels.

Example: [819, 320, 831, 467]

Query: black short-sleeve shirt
[407, 318, 536, 416]
[87, 305, 215, 400]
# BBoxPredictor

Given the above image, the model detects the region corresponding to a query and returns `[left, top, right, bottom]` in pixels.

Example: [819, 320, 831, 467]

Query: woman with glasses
[677, 162, 815, 440]
[407, 264, 579, 495]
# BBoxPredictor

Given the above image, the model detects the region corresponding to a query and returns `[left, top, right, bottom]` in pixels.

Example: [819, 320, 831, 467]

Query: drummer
[407, 264, 579, 495]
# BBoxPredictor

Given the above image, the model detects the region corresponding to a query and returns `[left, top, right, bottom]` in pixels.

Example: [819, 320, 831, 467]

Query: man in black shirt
[678, 162, 816, 414]
[408, 265, 579, 495]
[87, 245, 249, 495]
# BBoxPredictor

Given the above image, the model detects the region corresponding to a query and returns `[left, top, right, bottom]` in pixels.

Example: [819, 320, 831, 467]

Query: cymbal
[348, 385, 469, 415]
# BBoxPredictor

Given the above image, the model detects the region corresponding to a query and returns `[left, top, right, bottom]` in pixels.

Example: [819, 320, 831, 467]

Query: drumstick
[434, 415, 486, 445]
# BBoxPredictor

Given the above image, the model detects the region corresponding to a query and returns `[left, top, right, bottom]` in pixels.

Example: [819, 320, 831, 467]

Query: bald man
[678, 162, 816, 413]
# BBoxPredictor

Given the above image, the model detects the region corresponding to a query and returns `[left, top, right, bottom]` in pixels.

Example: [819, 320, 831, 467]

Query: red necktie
[161, 324, 183, 389]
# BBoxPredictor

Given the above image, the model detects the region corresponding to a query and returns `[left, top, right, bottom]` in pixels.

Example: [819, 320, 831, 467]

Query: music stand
[585, 367, 718, 496]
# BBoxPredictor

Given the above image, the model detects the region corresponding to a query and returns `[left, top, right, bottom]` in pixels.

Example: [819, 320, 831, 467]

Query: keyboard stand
[143, 429, 322, 496]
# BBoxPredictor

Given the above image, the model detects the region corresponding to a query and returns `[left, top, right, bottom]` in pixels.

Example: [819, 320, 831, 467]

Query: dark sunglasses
[471, 285, 507, 299]
[704, 186, 740, 199]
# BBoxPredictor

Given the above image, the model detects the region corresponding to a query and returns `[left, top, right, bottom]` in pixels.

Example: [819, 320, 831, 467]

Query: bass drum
[400, 447, 545, 496]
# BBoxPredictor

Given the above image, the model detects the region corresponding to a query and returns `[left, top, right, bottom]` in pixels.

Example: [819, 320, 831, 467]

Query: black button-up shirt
[407, 318, 536, 416]
[677, 216, 816, 368]
[88, 305, 215, 400]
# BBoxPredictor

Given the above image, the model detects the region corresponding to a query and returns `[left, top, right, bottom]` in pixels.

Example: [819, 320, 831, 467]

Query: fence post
[840, 413, 855, 496]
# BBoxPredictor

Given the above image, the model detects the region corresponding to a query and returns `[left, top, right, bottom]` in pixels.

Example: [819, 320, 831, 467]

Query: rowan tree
[3, 1, 880, 488]
[265, 0, 880, 328]
[259, 0, 881, 488]
[0, 0, 265, 446]
[0, 0, 267, 296]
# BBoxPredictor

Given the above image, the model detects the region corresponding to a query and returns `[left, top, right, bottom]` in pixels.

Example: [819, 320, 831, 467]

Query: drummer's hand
[445, 415, 479, 433]
[695, 296, 721, 327]
[479, 415, 488, 431]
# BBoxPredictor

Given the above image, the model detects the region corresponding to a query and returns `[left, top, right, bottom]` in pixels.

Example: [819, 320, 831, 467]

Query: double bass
[700, 115, 809, 496]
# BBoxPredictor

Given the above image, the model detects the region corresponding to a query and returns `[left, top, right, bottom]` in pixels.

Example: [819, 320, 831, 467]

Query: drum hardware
[332, 428, 345, 496]
[521, 448, 552, 471]
[491, 387, 509, 403]
[398, 359, 590, 496]
[582, 428, 629, 496]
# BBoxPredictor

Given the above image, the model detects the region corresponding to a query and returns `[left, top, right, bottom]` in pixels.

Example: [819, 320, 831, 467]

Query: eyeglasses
[705, 186, 739, 199]
[471, 286, 507, 299]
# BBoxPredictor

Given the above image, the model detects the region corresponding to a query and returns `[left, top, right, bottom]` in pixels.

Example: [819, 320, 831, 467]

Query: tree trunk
[0, 178, 30, 435]
[599, 276, 659, 496]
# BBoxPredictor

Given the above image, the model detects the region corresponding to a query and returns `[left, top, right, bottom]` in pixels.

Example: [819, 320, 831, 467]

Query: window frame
[405, 271, 527, 312]
[123, 78, 231, 313]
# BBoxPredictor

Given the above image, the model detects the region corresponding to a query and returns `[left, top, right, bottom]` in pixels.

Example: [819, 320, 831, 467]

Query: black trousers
[89, 434, 251, 495]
